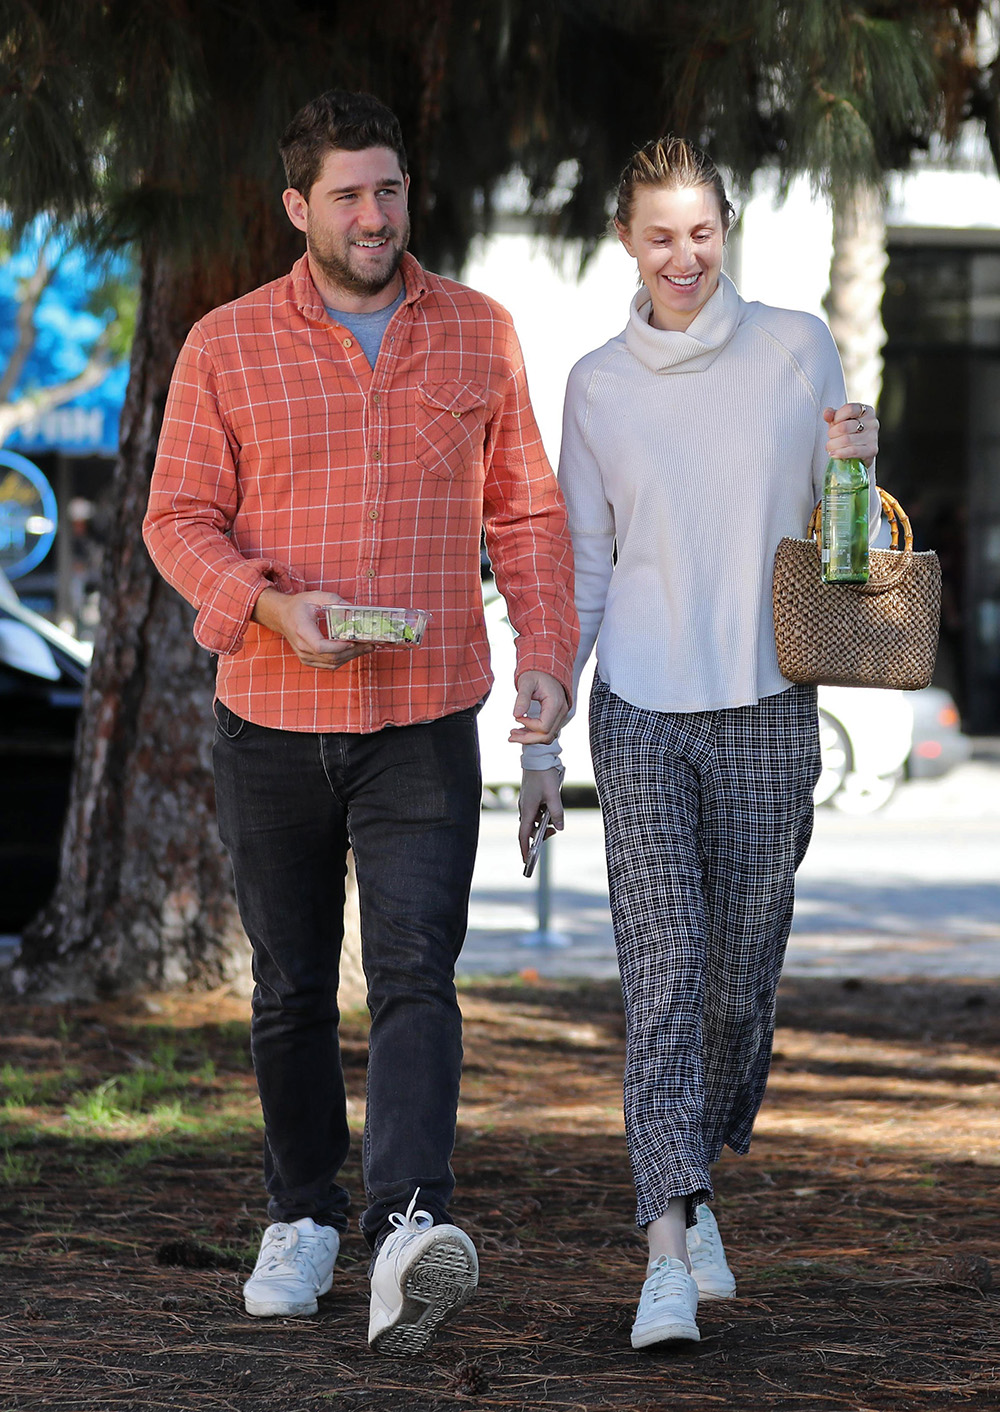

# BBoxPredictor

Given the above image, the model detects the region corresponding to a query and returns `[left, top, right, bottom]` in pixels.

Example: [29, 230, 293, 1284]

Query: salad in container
[317, 603, 430, 647]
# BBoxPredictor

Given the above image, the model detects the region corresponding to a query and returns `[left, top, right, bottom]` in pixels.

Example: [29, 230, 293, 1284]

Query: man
[143, 89, 577, 1356]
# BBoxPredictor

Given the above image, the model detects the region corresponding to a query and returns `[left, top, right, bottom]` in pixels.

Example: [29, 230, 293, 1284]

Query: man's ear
[282, 188, 308, 234]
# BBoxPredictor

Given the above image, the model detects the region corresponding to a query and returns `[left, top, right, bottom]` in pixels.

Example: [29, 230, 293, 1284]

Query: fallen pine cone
[926, 1254, 994, 1293]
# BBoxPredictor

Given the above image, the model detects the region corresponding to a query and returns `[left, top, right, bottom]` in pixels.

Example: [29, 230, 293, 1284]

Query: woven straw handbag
[772, 488, 941, 690]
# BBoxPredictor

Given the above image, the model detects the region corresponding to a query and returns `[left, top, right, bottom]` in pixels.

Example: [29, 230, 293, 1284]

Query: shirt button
[343, 338, 353, 348]
[372, 393, 381, 405]
[451, 409, 462, 418]
[366, 569, 376, 578]
[369, 509, 378, 520]
[373, 450, 381, 461]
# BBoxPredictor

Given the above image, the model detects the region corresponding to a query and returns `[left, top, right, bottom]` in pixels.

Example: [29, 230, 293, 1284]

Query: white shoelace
[258, 1223, 322, 1274]
[640, 1256, 692, 1312]
[687, 1211, 723, 1272]
[387, 1190, 434, 1239]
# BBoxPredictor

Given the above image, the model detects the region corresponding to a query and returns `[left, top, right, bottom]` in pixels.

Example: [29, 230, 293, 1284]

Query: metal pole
[520, 832, 570, 949]
[536, 829, 551, 933]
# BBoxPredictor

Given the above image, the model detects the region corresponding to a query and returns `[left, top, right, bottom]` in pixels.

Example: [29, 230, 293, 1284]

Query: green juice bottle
[821, 457, 870, 584]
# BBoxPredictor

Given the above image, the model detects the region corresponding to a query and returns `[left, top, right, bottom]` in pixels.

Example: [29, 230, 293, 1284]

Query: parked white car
[478, 588, 915, 816]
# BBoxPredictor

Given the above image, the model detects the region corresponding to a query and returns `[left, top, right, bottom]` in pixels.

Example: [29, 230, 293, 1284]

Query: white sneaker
[687, 1203, 736, 1300]
[243, 1217, 340, 1317]
[368, 1192, 479, 1356]
[630, 1256, 700, 1348]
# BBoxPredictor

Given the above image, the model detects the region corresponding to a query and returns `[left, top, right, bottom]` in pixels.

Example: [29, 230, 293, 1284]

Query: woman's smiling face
[616, 184, 726, 332]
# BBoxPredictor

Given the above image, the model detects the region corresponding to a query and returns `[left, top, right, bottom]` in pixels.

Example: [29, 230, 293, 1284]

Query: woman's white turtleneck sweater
[523, 272, 879, 772]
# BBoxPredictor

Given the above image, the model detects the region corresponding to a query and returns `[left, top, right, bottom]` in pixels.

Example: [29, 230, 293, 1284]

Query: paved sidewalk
[5, 761, 995, 985]
[461, 759, 1000, 982]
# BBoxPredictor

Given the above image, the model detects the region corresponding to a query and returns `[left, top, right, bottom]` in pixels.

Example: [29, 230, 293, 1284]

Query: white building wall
[463, 234, 636, 464]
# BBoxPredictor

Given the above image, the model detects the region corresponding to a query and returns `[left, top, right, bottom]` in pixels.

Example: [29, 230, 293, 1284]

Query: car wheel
[814, 709, 851, 807]
[830, 769, 902, 816]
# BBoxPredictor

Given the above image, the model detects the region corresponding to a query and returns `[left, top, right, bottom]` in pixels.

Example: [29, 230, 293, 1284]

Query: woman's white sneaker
[243, 1217, 339, 1317]
[630, 1256, 700, 1348]
[368, 1193, 479, 1356]
[686, 1203, 737, 1300]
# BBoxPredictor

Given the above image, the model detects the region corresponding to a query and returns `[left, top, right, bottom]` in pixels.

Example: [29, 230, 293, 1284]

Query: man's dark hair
[279, 90, 408, 196]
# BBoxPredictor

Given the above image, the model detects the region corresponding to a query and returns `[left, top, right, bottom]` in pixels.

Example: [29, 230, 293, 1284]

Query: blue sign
[0, 451, 58, 578]
[6, 364, 127, 458]
[1, 220, 130, 458]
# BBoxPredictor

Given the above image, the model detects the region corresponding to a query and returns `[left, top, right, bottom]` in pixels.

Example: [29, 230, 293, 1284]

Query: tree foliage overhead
[1, 1, 990, 277]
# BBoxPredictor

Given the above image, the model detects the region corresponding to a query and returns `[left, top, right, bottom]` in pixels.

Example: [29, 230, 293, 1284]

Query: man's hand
[508, 670, 570, 745]
[824, 401, 879, 468]
[252, 588, 377, 670]
[518, 767, 564, 863]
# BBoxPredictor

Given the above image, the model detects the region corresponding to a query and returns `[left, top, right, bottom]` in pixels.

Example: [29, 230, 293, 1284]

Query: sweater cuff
[521, 742, 563, 772]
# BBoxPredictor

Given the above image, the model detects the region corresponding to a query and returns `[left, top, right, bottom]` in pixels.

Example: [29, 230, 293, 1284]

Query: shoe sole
[370, 1235, 478, 1356]
[631, 1318, 700, 1349]
[244, 1271, 334, 1318]
[693, 1277, 737, 1301]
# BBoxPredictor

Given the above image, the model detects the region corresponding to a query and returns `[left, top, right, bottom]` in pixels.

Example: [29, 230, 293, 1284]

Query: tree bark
[825, 187, 888, 409]
[8, 249, 238, 999]
[10, 229, 369, 1003]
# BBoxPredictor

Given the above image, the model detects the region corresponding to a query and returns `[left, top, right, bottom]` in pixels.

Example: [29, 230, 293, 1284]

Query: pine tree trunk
[8, 228, 368, 1003]
[8, 249, 239, 999]
[825, 187, 888, 408]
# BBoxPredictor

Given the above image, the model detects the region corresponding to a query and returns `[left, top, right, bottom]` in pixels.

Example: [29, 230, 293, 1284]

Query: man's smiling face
[283, 146, 410, 307]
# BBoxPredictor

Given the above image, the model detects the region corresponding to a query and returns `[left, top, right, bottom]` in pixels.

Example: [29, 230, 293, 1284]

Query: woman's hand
[824, 402, 879, 468]
[518, 766, 565, 864]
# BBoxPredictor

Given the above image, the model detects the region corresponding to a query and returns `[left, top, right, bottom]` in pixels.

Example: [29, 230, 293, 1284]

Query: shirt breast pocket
[416, 381, 487, 481]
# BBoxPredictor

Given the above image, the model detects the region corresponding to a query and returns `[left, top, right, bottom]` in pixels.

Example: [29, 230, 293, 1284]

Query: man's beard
[308, 213, 410, 299]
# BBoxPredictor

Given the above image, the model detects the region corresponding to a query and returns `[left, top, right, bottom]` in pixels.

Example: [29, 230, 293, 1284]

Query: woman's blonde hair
[614, 136, 735, 234]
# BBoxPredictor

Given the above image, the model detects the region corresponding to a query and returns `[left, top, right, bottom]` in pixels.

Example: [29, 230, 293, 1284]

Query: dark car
[0, 569, 91, 934]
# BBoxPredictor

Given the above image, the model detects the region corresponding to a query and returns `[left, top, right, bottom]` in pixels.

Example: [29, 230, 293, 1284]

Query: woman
[515, 137, 880, 1349]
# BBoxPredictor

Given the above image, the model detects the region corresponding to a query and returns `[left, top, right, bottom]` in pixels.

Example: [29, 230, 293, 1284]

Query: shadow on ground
[0, 976, 997, 1410]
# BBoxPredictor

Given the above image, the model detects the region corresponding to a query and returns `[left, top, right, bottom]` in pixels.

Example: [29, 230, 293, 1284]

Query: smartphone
[523, 806, 552, 878]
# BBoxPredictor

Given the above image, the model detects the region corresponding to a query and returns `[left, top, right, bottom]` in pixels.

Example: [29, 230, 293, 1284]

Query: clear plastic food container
[317, 603, 430, 646]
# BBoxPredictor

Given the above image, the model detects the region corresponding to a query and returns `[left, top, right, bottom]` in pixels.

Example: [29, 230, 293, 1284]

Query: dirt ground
[0, 973, 998, 1412]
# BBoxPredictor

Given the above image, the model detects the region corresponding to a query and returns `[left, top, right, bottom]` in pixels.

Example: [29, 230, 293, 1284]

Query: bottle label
[827, 496, 855, 563]
[821, 482, 870, 582]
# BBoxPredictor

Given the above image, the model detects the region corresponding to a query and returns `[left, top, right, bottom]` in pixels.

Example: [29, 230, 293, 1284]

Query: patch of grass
[60, 1055, 251, 1136]
[65, 1077, 129, 1128]
[0, 1065, 35, 1106]
[0, 1063, 84, 1108]
[127, 1019, 251, 1072]
[0, 1145, 42, 1186]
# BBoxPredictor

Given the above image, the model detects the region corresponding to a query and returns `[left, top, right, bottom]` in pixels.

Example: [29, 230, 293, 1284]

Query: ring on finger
[855, 419, 865, 434]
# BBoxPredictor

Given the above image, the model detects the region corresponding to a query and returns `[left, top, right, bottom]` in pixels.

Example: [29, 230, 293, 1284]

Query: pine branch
[0, 243, 56, 402]
[0, 336, 113, 444]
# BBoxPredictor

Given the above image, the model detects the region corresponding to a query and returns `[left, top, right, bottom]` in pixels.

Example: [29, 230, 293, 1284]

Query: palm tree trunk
[825, 186, 888, 408]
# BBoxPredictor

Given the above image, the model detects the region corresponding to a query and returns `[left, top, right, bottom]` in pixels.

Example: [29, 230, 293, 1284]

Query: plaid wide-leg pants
[589, 677, 821, 1229]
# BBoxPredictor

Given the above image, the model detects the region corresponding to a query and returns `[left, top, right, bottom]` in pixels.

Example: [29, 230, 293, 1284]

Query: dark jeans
[212, 701, 482, 1249]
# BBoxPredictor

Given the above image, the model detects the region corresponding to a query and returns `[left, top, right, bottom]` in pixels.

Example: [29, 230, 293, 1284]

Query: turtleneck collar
[624, 271, 745, 374]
